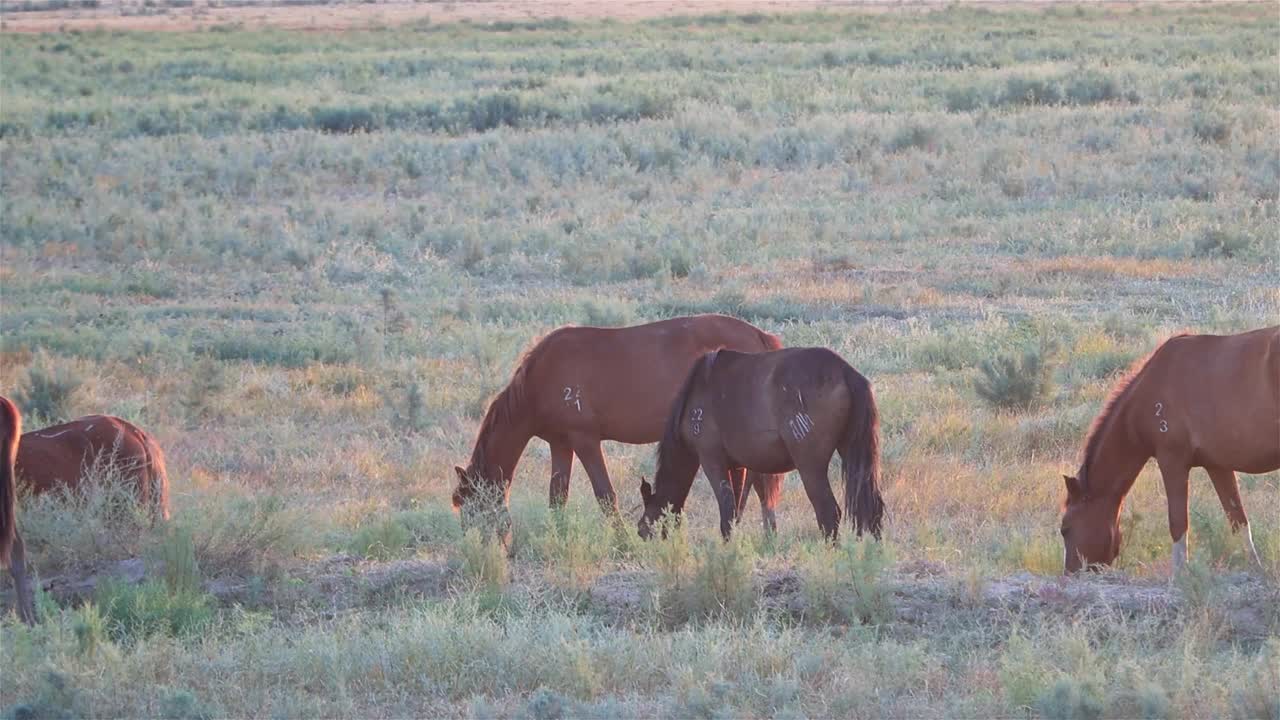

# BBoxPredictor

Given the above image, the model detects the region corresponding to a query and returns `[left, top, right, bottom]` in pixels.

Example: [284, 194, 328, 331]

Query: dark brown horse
[639, 347, 884, 541]
[17, 415, 170, 523]
[453, 315, 784, 545]
[1, 396, 35, 624]
[1061, 326, 1278, 573]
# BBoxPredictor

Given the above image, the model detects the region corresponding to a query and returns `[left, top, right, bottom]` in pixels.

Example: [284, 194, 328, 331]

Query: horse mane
[469, 330, 561, 467]
[654, 350, 716, 493]
[1076, 333, 1187, 495]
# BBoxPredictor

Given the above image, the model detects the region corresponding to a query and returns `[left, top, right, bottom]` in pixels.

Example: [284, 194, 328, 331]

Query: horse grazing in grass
[1, 397, 36, 624]
[639, 347, 884, 541]
[1061, 326, 1278, 574]
[453, 315, 785, 546]
[17, 415, 170, 523]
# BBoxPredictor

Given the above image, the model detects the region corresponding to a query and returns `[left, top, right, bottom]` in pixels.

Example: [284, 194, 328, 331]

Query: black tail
[840, 366, 884, 539]
[0, 397, 21, 566]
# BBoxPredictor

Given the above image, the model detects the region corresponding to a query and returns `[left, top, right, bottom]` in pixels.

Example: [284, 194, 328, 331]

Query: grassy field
[1, 4, 1279, 717]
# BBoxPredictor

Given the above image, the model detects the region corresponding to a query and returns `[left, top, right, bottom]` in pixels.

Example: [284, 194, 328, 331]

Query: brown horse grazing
[453, 315, 785, 545]
[639, 347, 884, 541]
[17, 415, 170, 522]
[1, 397, 36, 624]
[1061, 326, 1279, 574]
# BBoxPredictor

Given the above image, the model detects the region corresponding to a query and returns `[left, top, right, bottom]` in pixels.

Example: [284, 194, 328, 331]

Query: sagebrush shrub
[16, 352, 81, 423]
[974, 347, 1055, 410]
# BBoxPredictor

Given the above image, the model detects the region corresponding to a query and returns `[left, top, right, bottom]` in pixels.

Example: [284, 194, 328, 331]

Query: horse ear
[640, 478, 653, 501]
[454, 466, 467, 483]
[1063, 474, 1084, 499]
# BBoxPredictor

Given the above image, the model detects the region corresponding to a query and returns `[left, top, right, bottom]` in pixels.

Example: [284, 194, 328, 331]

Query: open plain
[1, 2, 1278, 717]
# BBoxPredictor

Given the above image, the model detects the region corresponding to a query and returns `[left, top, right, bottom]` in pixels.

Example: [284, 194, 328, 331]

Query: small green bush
[459, 527, 508, 589]
[15, 352, 82, 423]
[999, 76, 1062, 106]
[6, 671, 83, 720]
[1036, 677, 1104, 720]
[1194, 229, 1252, 259]
[974, 347, 1055, 410]
[1191, 109, 1232, 144]
[350, 517, 412, 561]
[886, 123, 938, 153]
[95, 577, 214, 643]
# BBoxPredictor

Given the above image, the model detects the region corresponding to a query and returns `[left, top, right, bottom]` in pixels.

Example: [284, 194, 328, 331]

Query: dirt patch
[589, 565, 1280, 641]
[1, 0, 1156, 34]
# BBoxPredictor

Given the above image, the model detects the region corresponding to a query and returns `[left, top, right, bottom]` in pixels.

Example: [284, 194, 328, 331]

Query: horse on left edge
[1, 396, 36, 624]
[17, 414, 171, 523]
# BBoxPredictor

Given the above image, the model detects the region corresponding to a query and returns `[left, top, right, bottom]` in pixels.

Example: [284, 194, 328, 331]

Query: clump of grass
[383, 378, 430, 433]
[6, 671, 84, 720]
[349, 516, 412, 561]
[1191, 108, 1232, 144]
[160, 688, 216, 720]
[181, 355, 226, 427]
[974, 346, 1055, 410]
[526, 687, 572, 720]
[157, 525, 203, 597]
[886, 123, 938, 153]
[188, 494, 311, 576]
[686, 534, 756, 623]
[801, 539, 894, 625]
[94, 577, 215, 643]
[459, 527, 508, 589]
[999, 75, 1062, 106]
[1193, 228, 1252, 259]
[1000, 630, 1053, 712]
[1230, 638, 1280, 720]
[1036, 677, 1104, 720]
[16, 351, 82, 423]
[533, 508, 609, 591]
[72, 602, 110, 659]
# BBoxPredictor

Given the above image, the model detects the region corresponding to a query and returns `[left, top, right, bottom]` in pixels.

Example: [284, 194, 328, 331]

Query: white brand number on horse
[1155, 402, 1167, 432]
[789, 412, 814, 440]
[563, 387, 582, 412]
[691, 407, 703, 436]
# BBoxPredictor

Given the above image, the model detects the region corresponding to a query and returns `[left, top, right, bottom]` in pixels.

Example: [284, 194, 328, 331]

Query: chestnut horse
[453, 315, 784, 544]
[17, 415, 170, 522]
[639, 347, 884, 541]
[1061, 326, 1278, 573]
[1, 396, 35, 624]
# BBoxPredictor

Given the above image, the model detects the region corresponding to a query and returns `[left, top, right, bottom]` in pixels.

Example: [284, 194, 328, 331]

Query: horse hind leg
[730, 468, 750, 524]
[570, 437, 619, 516]
[750, 471, 782, 534]
[549, 441, 573, 508]
[1206, 466, 1264, 570]
[796, 460, 840, 542]
[9, 531, 35, 625]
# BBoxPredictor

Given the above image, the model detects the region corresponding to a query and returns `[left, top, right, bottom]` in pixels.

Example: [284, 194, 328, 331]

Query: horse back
[1137, 327, 1280, 470]
[15, 415, 151, 493]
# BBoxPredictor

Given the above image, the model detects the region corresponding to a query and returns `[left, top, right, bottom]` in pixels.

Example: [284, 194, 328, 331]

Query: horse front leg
[1156, 455, 1191, 574]
[730, 468, 750, 523]
[702, 460, 737, 539]
[549, 440, 573, 509]
[1206, 466, 1264, 570]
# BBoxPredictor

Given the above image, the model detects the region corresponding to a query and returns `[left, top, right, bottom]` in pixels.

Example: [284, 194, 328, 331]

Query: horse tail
[0, 397, 22, 566]
[134, 424, 171, 523]
[756, 327, 783, 352]
[840, 365, 884, 539]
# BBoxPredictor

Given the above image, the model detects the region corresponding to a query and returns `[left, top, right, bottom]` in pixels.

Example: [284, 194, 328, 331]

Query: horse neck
[472, 406, 532, 487]
[654, 437, 699, 512]
[1083, 399, 1150, 504]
